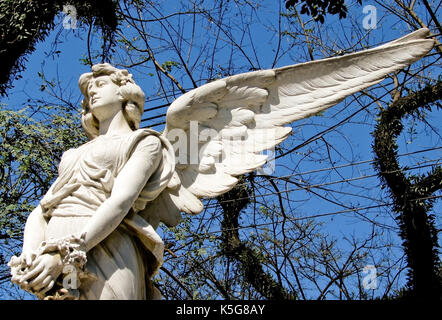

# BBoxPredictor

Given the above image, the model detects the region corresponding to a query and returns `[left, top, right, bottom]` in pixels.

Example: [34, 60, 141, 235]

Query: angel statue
[8, 28, 434, 300]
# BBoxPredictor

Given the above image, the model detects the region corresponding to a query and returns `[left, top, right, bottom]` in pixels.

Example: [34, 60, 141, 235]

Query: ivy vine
[373, 81, 442, 299]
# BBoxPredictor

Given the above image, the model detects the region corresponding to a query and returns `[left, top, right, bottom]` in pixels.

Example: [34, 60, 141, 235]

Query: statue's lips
[91, 96, 100, 104]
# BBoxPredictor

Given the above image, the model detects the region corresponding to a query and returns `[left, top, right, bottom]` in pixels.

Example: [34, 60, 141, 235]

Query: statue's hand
[19, 253, 63, 295]
[21, 251, 37, 267]
[9, 250, 37, 284]
[10, 235, 87, 299]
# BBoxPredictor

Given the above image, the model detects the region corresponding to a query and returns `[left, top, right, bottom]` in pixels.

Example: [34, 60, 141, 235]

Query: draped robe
[39, 129, 175, 299]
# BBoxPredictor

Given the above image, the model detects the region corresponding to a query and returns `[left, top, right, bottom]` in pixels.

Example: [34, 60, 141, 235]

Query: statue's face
[87, 75, 122, 113]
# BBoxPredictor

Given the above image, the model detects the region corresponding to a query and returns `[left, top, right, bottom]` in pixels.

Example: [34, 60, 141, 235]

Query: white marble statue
[8, 28, 434, 299]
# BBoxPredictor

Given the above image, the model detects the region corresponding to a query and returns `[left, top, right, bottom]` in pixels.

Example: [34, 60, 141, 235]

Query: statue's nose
[89, 87, 97, 97]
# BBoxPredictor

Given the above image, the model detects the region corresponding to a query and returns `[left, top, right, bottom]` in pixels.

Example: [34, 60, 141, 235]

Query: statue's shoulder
[60, 146, 78, 162]
[128, 128, 175, 160]
[133, 128, 162, 137]
[127, 128, 162, 143]
[123, 129, 163, 154]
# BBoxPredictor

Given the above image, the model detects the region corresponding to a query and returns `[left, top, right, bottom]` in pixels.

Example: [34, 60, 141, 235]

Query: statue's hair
[78, 63, 145, 139]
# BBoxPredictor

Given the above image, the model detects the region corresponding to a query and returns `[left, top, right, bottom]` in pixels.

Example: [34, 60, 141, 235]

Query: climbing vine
[373, 81, 442, 299]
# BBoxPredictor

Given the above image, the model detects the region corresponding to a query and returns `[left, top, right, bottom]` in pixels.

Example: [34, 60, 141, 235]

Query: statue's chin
[90, 101, 123, 121]
[90, 101, 107, 111]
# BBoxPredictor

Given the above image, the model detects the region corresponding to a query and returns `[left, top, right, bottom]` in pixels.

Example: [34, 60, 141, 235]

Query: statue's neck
[98, 110, 133, 136]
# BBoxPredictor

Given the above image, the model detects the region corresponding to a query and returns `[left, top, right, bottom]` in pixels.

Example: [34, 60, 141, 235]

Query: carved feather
[148, 28, 434, 227]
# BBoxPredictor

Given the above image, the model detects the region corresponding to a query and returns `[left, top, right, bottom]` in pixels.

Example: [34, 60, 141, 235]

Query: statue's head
[79, 63, 145, 139]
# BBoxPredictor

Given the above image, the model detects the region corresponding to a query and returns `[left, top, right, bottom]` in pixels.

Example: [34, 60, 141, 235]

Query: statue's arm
[21, 205, 47, 260]
[80, 135, 162, 252]
[21, 149, 71, 255]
